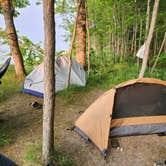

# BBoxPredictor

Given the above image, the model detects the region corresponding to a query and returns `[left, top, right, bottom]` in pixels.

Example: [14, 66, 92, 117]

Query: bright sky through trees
[0, 0, 69, 53]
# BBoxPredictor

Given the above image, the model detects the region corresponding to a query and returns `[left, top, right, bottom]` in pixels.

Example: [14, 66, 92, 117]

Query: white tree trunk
[146, 0, 151, 36]
[138, 0, 160, 78]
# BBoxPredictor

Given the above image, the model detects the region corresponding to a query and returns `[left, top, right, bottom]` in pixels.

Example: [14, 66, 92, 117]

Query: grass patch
[53, 150, 74, 166]
[57, 59, 166, 104]
[57, 85, 90, 105]
[24, 144, 75, 166]
[0, 66, 23, 102]
[24, 144, 42, 165]
[0, 133, 11, 146]
[1, 61, 165, 105]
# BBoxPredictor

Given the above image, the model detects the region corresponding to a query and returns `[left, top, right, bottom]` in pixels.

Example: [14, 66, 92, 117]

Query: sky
[0, 0, 69, 54]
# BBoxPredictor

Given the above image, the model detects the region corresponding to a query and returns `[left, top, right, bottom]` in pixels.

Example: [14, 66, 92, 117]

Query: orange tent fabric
[74, 78, 166, 155]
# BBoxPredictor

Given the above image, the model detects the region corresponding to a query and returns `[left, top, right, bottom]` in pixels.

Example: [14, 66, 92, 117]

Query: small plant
[24, 143, 75, 166]
[0, 66, 22, 102]
[24, 144, 42, 165]
[52, 150, 74, 166]
[0, 133, 11, 146]
[57, 85, 89, 105]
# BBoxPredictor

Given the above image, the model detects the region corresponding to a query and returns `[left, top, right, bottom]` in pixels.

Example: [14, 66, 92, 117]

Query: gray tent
[23, 56, 86, 97]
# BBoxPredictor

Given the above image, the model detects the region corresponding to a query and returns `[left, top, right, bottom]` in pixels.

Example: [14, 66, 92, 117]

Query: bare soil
[0, 89, 165, 166]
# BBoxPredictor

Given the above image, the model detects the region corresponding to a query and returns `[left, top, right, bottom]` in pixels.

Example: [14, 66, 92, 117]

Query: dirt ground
[0, 89, 166, 166]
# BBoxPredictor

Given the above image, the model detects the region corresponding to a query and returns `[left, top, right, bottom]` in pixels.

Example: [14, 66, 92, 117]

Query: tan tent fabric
[111, 116, 166, 128]
[75, 89, 116, 152]
[115, 77, 166, 88]
[75, 78, 166, 153]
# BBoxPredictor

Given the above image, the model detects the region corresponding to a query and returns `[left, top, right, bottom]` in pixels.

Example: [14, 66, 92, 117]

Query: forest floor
[0, 88, 166, 166]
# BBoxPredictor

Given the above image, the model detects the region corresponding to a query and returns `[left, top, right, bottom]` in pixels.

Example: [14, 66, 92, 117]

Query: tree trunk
[153, 31, 158, 55]
[139, 0, 160, 78]
[134, 20, 138, 57]
[164, 37, 166, 53]
[151, 32, 166, 73]
[85, 1, 91, 76]
[146, 0, 151, 36]
[0, 0, 26, 77]
[137, 17, 143, 66]
[76, 0, 86, 67]
[66, 1, 81, 88]
[42, 0, 55, 165]
[131, 25, 135, 54]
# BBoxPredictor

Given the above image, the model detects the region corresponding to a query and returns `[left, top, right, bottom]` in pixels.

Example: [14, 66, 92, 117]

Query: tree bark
[66, 1, 81, 88]
[153, 31, 158, 55]
[139, 0, 160, 78]
[0, 0, 26, 77]
[131, 25, 135, 54]
[85, 1, 91, 76]
[137, 17, 143, 66]
[164, 37, 166, 53]
[151, 32, 166, 73]
[42, 0, 55, 165]
[134, 19, 138, 57]
[76, 0, 86, 67]
[146, 0, 151, 36]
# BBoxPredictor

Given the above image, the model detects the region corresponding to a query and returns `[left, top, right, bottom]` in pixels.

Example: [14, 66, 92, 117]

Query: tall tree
[139, 0, 160, 78]
[85, 0, 91, 75]
[42, 0, 55, 165]
[0, 0, 26, 77]
[151, 32, 166, 72]
[67, 0, 81, 88]
[146, 0, 151, 36]
[75, 0, 86, 67]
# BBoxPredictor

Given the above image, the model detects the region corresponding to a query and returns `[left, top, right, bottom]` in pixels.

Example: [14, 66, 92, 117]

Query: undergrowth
[0, 133, 11, 146]
[0, 66, 22, 103]
[0, 56, 165, 165]
[24, 144, 74, 166]
[58, 56, 166, 104]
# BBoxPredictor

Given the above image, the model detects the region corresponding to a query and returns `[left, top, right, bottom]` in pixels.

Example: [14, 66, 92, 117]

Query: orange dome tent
[74, 78, 166, 156]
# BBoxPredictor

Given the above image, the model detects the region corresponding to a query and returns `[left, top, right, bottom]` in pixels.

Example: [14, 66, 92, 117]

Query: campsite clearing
[0, 89, 165, 166]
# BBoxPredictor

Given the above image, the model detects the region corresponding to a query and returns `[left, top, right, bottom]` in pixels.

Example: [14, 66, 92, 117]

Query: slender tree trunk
[151, 32, 166, 73]
[139, 0, 160, 78]
[153, 31, 158, 55]
[42, 0, 55, 165]
[131, 25, 135, 54]
[113, 13, 117, 58]
[164, 37, 166, 53]
[0, 0, 26, 77]
[112, 33, 116, 63]
[66, 1, 81, 88]
[85, 1, 91, 76]
[137, 17, 143, 66]
[76, 0, 86, 67]
[146, 0, 151, 36]
[120, 7, 125, 61]
[134, 20, 138, 57]
[139, 18, 143, 48]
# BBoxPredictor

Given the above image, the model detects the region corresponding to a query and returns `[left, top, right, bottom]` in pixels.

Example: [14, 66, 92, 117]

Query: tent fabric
[0, 154, 18, 166]
[23, 56, 86, 97]
[75, 89, 116, 154]
[136, 43, 145, 59]
[74, 78, 166, 156]
[115, 77, 166, 88]
[113, 83, 166, 118]
[110, 123, 166, 137]
[0, 57, 11, 79]
[111, 116, 166, 127]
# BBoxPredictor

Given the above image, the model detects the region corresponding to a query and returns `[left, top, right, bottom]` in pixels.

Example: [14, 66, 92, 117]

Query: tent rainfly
[0, 57, 11, 80]
[23, 56, 86, 97]
[74, 78, 166, 156]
